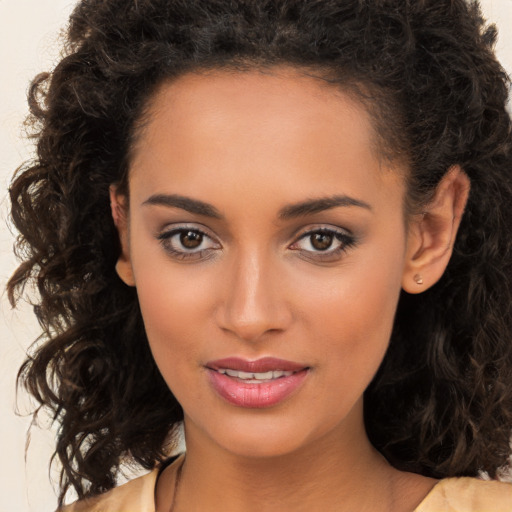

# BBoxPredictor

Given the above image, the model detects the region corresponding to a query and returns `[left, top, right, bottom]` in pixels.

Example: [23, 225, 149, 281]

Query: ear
[402, 166, 470, 294]
[110, 185, 135, 286]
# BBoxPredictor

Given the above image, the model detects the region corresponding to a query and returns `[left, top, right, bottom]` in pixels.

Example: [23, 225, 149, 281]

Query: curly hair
[8, 0, 512, 505]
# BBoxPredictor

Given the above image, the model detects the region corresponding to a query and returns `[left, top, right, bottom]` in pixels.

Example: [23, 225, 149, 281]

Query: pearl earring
[413, 274, 424, 285]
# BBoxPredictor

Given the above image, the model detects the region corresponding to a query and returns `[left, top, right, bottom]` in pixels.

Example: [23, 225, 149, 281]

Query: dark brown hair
[8, 0, 512, 506]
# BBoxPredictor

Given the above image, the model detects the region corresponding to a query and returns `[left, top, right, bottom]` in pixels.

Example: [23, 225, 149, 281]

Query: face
[118, 68, 413, 459]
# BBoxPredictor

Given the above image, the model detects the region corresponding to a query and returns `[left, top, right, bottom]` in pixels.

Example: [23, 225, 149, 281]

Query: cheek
[137, 270, 208, 337]
[132, 263, 214, 387]
[294, 246, 405, 383]
[130, 225, 215, 343]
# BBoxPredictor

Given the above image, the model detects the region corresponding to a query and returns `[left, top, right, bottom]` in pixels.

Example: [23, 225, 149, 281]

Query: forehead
[128, 68, 405, 215]
[133, 67, 381, 159]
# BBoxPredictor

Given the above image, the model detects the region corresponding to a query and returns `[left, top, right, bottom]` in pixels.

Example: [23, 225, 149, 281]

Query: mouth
[215, 368, 296, 383]
[205, 357, 310, 408]
[206, 356, 307, 373]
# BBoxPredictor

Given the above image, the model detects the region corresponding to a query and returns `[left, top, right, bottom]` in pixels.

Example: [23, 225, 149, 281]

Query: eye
[290, 227, 356, 261]
[157, 226, 221, 260]
[176, 230, 204, 249]
[306, 232, 337, 251]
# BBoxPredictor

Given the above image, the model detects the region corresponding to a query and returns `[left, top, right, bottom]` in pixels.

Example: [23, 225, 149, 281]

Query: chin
[186, 411, 333, 460]
[218, 433, 311, 460]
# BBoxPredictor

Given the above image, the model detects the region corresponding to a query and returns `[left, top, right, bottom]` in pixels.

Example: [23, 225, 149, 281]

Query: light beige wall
[0, 3, 76, 510]
[484, 0, 512, 75]
[1, 1, 511, 510]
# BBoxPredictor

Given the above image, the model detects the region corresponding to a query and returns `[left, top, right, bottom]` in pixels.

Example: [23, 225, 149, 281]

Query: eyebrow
[143, 194, 223, 218]
[278, 195, 372, 219]
[142, 193, 372, 219]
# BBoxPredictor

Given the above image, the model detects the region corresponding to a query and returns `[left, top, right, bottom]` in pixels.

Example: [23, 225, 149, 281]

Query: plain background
[1, 1, 511, 510]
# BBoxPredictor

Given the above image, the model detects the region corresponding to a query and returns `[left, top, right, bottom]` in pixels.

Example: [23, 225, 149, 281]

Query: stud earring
[413, 274, 424, 285]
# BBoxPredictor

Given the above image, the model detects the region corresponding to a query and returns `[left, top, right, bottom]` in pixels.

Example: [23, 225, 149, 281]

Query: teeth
[217, 369, 294, 381]
[254, 371, 274, 380]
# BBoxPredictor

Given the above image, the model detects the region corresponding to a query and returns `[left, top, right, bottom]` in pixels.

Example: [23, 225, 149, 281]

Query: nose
[215, 250, 292, 343]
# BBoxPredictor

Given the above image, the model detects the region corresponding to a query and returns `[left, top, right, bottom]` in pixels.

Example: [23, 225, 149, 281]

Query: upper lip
[206, 357, 308, 373]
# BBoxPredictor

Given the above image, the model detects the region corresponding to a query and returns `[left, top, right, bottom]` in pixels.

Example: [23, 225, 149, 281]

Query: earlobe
[402, 166, 470, 294]
[109, 185, 136, 287]
[115, 259, 135, 287]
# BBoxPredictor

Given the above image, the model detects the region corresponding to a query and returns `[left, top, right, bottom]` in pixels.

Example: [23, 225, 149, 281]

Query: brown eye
[310, 232, 334, 251]
[158, 226, 220, 260]
[290, 227, 356, 260]
[180, 230, 203, 249]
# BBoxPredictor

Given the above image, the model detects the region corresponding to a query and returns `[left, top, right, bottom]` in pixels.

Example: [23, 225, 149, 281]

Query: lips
[205, 357, 309, 408]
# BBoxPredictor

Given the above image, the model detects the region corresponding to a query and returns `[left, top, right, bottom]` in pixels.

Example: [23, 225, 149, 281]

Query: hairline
[121, 62, 412, 217]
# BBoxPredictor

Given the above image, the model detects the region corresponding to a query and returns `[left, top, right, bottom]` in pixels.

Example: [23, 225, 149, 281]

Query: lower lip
[207, 369, 309, 408]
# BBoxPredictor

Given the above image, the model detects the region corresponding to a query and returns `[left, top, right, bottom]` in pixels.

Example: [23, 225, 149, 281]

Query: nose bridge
[218, 245, 289, 341]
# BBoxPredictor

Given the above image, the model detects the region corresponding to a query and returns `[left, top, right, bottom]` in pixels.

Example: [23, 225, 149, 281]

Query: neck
[157, 401, 436, 512]
[184, 436, 391, 512]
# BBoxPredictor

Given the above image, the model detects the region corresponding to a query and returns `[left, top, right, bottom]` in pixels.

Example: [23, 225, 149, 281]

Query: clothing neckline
[153, 455, 446, 511]
[153, 453, 185, 510]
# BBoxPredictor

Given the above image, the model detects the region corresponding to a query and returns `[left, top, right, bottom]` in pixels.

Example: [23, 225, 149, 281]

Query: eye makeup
[157, 225, 221, 261]
[289, 225, 358, 263]
[156, 222, 358, 264]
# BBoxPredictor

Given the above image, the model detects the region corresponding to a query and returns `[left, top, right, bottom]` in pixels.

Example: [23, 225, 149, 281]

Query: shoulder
[57, 469, 159, 512]
[415, 477, 512, 512]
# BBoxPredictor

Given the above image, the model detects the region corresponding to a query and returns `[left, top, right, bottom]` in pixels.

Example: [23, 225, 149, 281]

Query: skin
[112, 68, 469, 511]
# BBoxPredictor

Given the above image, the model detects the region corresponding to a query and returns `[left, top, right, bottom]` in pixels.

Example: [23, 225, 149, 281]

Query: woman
[8, 0, 512, 510]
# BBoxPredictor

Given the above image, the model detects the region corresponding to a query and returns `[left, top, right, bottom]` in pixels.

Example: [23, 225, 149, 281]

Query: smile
[206, 357, 310, 408]
[216, 369, 295, 383]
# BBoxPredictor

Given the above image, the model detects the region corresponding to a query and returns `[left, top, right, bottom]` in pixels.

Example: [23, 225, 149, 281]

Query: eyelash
[157, 226, 220, 261]
[157, 225, 356, 262]
[290, 227, 357, 262]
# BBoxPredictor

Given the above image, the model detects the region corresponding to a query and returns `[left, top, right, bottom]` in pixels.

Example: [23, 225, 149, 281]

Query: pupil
[311, 233, 333, 251]
[180, 231, 203, 249]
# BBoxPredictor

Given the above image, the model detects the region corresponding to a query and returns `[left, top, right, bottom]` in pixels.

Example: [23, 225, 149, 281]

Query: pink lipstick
[206, 357, 309, 408]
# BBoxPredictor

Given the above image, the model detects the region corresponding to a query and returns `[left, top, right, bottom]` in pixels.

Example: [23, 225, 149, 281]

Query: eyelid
[156, 223, 222, 260]
[288, 224, 357, 260]
[157, 222, 220, 242]
[157, 221, 216, 235]
[290, 224, 354, 242]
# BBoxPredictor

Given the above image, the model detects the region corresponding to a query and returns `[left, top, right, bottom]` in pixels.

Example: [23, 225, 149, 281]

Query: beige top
[60, 459, 512, 512]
